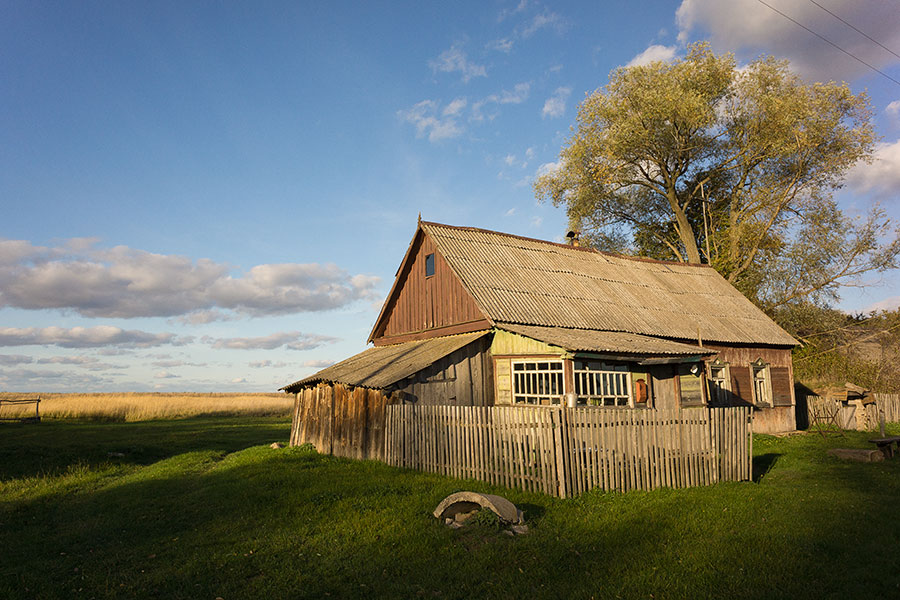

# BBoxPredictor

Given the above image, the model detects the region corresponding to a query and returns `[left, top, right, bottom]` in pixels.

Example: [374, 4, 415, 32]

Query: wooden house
[282, 221, 799, 433]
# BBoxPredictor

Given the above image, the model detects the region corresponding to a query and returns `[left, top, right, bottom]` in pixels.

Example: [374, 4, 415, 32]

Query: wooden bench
[868, 436, 900, 459]
[0, 397, 41, 423]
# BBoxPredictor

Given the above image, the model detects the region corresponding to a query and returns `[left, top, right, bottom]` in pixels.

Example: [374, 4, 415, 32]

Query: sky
[1, 0, 899, 392]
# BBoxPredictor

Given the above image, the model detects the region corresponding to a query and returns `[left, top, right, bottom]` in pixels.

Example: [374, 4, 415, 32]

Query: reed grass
[0, 392, 292, 421]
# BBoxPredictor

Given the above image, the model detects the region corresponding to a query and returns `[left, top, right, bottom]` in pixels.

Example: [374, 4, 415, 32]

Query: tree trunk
[667, 189, 702, 264]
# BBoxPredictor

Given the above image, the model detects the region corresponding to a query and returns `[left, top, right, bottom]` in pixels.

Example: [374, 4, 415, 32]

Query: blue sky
[2, 0, 899, 392]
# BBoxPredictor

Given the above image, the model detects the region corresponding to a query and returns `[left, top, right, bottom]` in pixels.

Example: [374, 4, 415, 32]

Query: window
[751, 359, 772, 406]
[678, 363, 705, 406]
[707, 360, 731, 406]
[573, 360, 632, 407]
[425, 253, 435, 277]
[512, 360, 564, 405]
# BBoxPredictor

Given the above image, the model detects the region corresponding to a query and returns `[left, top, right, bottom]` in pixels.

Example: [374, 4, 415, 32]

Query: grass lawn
[2, 418, 899, 599]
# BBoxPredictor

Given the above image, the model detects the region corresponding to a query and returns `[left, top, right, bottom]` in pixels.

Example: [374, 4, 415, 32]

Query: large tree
[535, 43, 899, 311]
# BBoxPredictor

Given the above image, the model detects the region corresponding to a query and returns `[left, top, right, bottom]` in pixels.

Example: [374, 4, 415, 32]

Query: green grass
[2, 418, 899, 599]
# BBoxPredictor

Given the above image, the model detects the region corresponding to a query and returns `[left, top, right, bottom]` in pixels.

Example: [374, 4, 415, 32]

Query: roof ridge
[420, 220, 714, 268]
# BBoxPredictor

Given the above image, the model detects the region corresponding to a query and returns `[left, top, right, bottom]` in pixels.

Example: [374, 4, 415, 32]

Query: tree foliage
[535, 43, 899, 311]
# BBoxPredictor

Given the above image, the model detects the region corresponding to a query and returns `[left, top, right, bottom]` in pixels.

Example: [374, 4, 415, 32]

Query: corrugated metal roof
[498, 324, 714, 356]
[422, 222, 797, 346]
[280, 331, 489, 393]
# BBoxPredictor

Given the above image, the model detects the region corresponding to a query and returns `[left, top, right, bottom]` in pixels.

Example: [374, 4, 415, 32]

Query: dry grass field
[0, 391, 293, 421]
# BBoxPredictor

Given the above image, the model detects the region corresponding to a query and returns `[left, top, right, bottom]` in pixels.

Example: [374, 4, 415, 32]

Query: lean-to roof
[422, 222, 797, 346]
[280, 331, 488, 393]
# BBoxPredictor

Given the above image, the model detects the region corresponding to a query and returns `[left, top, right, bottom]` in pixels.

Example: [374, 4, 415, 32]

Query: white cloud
[154, 371, 178, 379]
[0, 368, 113, 389]
[504, 154, 516, 166]
[302, 359, 335, 368]
[887, 100, 900, 126]
[626, 44, 678, 67]
[231, 377, 247, 384]
[0, 240, 379, 319]
[542, 86, 572, 118]
[504, 208, 517, 217]
[531, 216, 544, 227]
[0, 354, 33, 365]
[34, 355, 124, 371]
[525, 147, 535, 160]
[846, 140, 900, 198]
[442, 97, 468, 117]
[207, 331, 338, 351]
[398, 99, 465, 142]
[172, 309, 236, 325]
[519, 10, 566, 38]
[536, 161, 562, 177]
[151, 359, 205, 368]
[249, 359, 290, 368]
[0, 326, 187, 349]
[676, 0, 900, 82]
[491, 82, 531, 104]
[428, 44, 487, 83]
[864, 296, 900, 313]
[472, 82, 532, 122]
[498, 0, 528, 22]
[487, 38, 514, 53]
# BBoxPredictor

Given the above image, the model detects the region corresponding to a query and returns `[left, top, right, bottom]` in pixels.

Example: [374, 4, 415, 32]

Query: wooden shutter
[770, 366, 793, 406]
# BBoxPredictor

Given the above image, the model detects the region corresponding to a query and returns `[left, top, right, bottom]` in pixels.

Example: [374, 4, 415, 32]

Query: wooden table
[868, 436, 900, 459]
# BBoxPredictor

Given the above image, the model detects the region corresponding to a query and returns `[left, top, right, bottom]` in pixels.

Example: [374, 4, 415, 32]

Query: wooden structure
[385, 405, 752, 498]
[284, 220, 799, 436]
[802, 393, 900, 433]
[0, 397, 41, 423]
[288, 383, 753, 497]
[289, 384, 392, 460]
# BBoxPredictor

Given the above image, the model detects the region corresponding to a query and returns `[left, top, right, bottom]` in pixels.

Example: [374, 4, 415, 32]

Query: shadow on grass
[0, 417, 290, 481]
[752, 452, 781, 482]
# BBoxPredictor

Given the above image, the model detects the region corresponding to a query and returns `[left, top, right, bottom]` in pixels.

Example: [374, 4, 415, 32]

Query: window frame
[750, 358, 773, 407]
[425, 253, 435, 277]
[573, 359, 633, 407]
[707, 359, 731, 406]
[511, 359, 565, 406]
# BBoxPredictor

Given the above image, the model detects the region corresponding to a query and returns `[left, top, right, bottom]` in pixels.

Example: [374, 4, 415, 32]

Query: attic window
[425, 253, 435, 277]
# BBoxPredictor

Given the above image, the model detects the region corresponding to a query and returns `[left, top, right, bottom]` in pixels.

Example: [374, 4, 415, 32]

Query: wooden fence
[383, 405, 752, 498]
[802, 393, 900, 432]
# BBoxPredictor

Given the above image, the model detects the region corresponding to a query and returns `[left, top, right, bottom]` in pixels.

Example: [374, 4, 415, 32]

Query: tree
[535, 43, 899, 311]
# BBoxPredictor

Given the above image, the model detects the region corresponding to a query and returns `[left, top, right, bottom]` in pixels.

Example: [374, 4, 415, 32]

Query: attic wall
[375, 232, 486, 343]
[389, 336, 493, 406]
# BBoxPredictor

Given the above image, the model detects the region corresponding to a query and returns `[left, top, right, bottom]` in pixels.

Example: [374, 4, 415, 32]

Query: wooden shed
[282, 220, 799, 434]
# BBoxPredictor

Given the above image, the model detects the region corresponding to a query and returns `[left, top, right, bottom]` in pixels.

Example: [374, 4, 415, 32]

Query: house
[282, 220, 799, 434]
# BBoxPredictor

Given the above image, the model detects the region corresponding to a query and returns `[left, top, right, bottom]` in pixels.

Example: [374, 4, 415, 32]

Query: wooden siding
[491, 329, 566, 356]
[703, 344, 793, 368]
[289, 384, 394, 460]
[391, 335, 493, 406]
[373, 231, 487, 343]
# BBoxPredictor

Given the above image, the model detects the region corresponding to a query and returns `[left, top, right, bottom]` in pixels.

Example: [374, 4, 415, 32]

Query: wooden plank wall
[392, 336, 493, 406]
[289, 384, 393, 461]
[384, 405, 752, 498]
[376, 232, 485, 340]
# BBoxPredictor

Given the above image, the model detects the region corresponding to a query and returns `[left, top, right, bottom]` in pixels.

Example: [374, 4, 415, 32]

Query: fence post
[552, 407, 568, 499]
